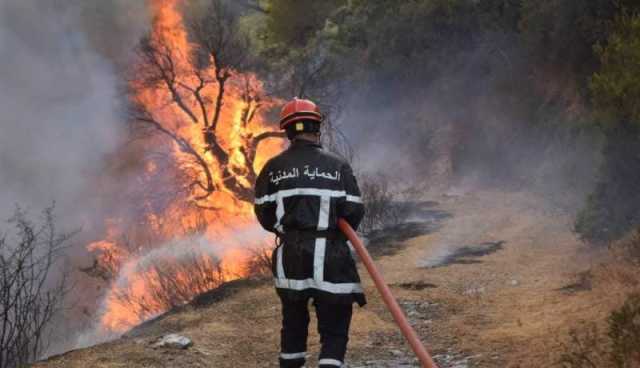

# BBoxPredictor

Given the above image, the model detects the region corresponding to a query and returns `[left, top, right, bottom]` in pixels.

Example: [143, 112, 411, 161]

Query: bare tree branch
[134, 112, 216, 195]
[129, 0, 285, 207]
[0, 206, 73, 367]
[137, 38, 199, 124]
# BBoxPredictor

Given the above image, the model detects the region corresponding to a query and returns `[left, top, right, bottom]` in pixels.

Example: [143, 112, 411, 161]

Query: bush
[0, 206, 73, 368]
[608, 294, 640, 367]
[591, 11, 640, 126]
[112, 249, 227, 322]
[358, 172, 406, 234]
[244, 246, 273, 279]
[575, 127, 640, 244]
[560, 293, 640, 368]
[559, 325, 609, 368]
[611, 228, 640, 266]
[576, 8, 640, 245]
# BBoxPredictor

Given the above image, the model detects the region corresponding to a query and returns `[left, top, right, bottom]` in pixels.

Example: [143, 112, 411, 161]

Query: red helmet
[279, 98, 323, 130]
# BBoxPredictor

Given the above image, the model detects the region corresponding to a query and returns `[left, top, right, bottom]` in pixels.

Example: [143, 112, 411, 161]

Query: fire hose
[338, 218, 439, 368]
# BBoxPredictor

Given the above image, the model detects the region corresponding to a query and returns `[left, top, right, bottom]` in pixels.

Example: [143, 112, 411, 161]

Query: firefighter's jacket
[254, 139, 366, 306]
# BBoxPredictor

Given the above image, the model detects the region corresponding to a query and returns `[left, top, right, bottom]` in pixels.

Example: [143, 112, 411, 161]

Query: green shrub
[560, 325, 609, 368]
[560, 293, 640, 368]
[608, 294, 640, 367]
[575, 127, 640, 244]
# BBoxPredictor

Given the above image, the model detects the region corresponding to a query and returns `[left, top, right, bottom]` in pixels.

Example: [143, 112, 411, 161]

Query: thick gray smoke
[0, 0, 147, 226]
[0, 0, 149, 357]
[341, 32, 600, 212]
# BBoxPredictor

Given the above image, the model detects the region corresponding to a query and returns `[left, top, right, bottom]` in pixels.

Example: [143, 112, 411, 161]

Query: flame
[87, 0, 282, 333]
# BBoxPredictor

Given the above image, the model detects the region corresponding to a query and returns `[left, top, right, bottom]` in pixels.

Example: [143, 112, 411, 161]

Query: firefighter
[254, 98, 366, 368]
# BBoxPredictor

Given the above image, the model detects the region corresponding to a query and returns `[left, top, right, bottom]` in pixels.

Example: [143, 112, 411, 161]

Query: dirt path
[35, 190, 605, 368]
[347, 190, 602, 367]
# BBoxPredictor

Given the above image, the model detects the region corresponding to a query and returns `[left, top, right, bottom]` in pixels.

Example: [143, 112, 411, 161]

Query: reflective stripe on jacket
[254, 139, 366, 306]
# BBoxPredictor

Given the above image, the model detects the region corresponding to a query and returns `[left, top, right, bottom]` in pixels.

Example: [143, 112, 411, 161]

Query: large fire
[87, 0, 282, 333]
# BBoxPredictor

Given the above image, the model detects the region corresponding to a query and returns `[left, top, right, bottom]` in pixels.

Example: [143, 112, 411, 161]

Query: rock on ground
[151, 334, 193, 349]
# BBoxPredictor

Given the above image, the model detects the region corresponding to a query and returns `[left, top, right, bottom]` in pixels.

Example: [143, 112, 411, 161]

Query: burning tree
[85, 0, 283, 333]
[130, 0, 284, 207]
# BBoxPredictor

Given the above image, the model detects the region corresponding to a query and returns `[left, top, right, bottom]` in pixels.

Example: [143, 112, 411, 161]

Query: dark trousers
[279, 297, 353, 368]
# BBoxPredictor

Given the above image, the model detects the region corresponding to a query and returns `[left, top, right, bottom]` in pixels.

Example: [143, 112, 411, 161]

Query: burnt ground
[365, 201, 452, 258]
[35, 191, 623, 368]
[424, 241, 506, 269]
[555, 270, 593, 295]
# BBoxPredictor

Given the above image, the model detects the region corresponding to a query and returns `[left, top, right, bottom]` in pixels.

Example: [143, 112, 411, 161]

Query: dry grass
[32, 191, 640, 367]
[557, 233, 640, 368]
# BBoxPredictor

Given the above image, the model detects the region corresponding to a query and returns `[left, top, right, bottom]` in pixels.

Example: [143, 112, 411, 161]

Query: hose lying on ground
[338, 218, 439, 368]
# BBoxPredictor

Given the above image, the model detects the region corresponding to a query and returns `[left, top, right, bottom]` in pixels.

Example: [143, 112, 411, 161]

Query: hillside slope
[35, 190, 613, 367]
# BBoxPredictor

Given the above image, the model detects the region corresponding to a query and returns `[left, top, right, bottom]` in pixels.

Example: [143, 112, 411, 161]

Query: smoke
[76, 224, 269, 348]
[0, 0, 147, 225]
[0, 0, 151, 358]
[333, 27, 604, 275]
[341, 30, 601, 212]
[0, 0, 606, 359]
